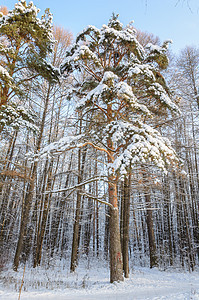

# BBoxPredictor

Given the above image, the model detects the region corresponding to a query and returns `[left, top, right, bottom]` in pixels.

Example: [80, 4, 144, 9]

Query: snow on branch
[61, 45, 101, 73]
[0, 65, 13, 84]
[45, 174, 108, 192]
[115, 81, 151, 115]
[107, 120, 179, 176]
[77, 71, 151, 116]
[79, 190, 113, 208]
[37, 135, 114, 162]
[45, 175, 113, 207]
[148, 83, 181, 114]
[45, 176, 102, 194]
[76, 25, 101, 42]
[145, 40, 172, 69]
[38, 134, 83, 158]
[128, 64, 155, 82]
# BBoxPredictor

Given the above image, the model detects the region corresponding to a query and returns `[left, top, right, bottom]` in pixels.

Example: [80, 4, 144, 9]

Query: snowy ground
[0, 259, 199, 299]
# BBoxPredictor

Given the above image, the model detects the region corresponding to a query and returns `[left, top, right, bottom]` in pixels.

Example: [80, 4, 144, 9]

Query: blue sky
[2, 0, 199, 53]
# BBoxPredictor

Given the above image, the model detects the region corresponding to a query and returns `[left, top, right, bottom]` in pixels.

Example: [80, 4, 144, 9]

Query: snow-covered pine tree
[0, 0, 60, 272]
[42, 14, 180, 283]
[0, 0, 59, 133]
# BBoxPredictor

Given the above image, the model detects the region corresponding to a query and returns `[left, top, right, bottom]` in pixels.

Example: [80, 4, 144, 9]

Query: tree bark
[145, 192, 158, 268]
[70, 146, 87, 272]
[121, 175, 131, 278]
[108, 177, 124, 283]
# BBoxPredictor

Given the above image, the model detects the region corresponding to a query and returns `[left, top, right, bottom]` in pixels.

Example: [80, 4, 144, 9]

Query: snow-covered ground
[0, 259, 199, 299]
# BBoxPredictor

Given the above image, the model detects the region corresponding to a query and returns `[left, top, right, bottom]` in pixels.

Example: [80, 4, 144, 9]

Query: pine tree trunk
[108, 178, 124, 283]
[106, 104, 124, 282]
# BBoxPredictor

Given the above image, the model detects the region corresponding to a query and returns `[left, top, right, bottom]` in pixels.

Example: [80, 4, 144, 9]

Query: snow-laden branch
[44, 176, 107, 194]
[79, 190, 113, 208]
[106, 120, 179, 176]
[38, 135, 114, 162]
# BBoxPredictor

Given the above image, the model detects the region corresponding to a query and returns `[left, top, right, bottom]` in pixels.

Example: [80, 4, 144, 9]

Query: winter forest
[0, 0, 199, 299]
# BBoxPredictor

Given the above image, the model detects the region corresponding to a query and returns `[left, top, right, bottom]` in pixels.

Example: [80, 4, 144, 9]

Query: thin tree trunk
[70, 146, 87, 272]
[104, 205, 109, 259]
[34, 159, 55, 267]
[70, 151, 82, 272]
[13, 164, 36, 271]
[145, 192, 158, 268]
[13, 84, 51, 271]
[121, 175, 131, 278]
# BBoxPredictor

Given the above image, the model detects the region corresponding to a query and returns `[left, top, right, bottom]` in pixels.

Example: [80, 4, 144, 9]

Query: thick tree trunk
[106, 106, 124, 282]
[108, 178, 124, 283]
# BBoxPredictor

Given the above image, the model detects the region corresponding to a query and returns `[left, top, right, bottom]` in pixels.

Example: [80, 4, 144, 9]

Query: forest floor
[0, 258, 199, 299]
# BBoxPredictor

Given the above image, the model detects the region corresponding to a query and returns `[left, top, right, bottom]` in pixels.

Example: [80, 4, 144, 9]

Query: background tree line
[0, 0, 199, 283]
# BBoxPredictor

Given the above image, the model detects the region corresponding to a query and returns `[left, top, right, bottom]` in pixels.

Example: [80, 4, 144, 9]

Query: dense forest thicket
[0, 0, 199, 283]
